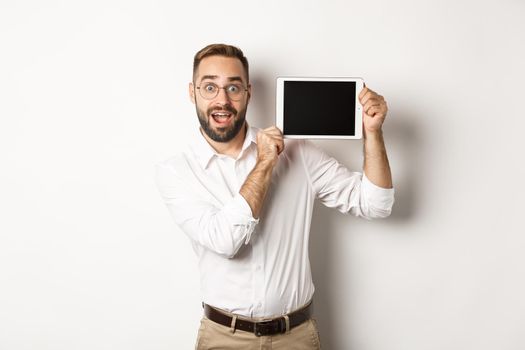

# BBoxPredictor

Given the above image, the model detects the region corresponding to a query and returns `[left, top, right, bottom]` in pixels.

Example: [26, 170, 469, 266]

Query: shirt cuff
[361, 173, 395, 209]
[230, 193, 259, 244]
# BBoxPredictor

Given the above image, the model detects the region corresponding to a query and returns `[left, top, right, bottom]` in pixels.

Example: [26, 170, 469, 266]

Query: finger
[264, 125, 282, 133]
[267, 126, 283, 135]
[363, 100, 382, 114]
[265, 130, 284, 140]
[276, 139, 285, 154]
[261, 127, 281, 138]
[360, 90, 379, 105]
[269, 138, 284, 152]
[263, 132, 284, 149]
[258, 133, 283, 150]
[364, 105, 385, 118]
[266, 130, 283, 138]
[360, 91, 375, 105]
[358, 86, 369, 100]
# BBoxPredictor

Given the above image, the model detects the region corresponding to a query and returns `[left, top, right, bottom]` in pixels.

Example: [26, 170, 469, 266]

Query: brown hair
[193, 43, 249, 82]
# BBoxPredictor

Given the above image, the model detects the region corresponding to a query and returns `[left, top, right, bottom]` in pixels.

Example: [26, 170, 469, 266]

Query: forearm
[363, 130, 393, 189]
[239, 159, 275, 218]
[156, 163, 259, 258]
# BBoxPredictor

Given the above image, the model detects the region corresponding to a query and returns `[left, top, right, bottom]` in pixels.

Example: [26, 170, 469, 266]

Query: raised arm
[156, 127, 284, 259]
[359, 86, 393, 189]
[240, 126, 284, 218]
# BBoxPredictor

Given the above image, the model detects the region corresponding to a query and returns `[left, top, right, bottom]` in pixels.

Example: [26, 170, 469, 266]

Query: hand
[359, 86, 388, 134]
[256, 126, 284, 166]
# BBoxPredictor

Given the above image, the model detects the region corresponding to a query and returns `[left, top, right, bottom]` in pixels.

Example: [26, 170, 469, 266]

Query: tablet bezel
[276, 76, 364, 139]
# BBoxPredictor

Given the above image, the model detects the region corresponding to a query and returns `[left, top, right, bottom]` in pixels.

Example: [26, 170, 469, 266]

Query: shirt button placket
[256, 263, 265, 313]
[252, 243, 265, 315]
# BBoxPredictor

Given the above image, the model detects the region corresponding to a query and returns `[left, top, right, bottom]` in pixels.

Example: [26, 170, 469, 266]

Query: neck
[200, 122, 247, 159]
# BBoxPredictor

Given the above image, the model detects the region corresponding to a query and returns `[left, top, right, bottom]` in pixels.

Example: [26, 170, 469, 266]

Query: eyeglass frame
[194, 81, 249, 101]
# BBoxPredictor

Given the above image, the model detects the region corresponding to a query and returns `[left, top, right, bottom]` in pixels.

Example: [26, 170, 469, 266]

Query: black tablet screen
[283, 81, 356, 136]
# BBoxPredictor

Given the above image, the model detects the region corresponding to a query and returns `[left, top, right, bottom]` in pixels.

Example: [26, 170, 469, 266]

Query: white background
[1, 1, 524, 349]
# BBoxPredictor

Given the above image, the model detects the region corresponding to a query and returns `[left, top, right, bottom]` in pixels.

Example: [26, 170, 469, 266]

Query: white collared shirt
[156, 125, 395, 318]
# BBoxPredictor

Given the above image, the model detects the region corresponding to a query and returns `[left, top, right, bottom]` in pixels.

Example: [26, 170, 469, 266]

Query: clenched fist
[359, 86, 388, 134]
[256, 126, 284, 166]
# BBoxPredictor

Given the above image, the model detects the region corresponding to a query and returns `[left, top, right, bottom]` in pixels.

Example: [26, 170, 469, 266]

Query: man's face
[190, 56, 251, 143]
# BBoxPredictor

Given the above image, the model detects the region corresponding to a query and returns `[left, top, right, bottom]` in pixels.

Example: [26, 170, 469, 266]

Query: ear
[189, 82, 196, 104]
[246, 83, 252, 103]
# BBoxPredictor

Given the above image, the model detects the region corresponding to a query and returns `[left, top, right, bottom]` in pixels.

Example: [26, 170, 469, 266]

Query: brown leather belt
[203, 301, 312, 337]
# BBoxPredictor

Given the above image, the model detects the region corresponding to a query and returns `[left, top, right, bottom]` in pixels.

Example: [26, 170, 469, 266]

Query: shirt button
[255, 265, 261, 271]
[257, 302, 262, 308]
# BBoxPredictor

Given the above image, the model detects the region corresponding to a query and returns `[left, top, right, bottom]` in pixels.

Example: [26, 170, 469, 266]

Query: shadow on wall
[309, 113, 423, 349]
[384, 112, 423, 221]
[248, 72, 276, 128]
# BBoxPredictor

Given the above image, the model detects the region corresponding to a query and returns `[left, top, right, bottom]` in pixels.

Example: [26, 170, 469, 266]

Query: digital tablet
[276, 77, 364, 139]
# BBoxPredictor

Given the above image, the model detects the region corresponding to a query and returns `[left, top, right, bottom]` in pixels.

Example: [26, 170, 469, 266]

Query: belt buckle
[254, 318, 285, 337]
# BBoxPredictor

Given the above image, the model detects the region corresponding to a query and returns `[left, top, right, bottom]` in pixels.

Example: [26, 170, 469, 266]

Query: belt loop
[230, 315, 237, 334]
[283, 315, 290, 334]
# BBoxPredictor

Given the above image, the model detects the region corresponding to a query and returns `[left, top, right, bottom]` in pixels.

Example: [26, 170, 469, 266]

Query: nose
[215, 87, 231, 104]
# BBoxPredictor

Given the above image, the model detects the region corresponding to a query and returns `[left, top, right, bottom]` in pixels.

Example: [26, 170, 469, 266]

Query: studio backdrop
[1, 0, 524, 349]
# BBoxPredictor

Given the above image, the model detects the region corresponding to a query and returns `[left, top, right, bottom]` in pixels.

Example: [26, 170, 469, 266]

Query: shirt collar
[190, 123, 258, 169]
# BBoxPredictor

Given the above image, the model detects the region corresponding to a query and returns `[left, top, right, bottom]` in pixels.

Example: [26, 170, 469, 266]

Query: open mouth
[211, 111, 233, 125]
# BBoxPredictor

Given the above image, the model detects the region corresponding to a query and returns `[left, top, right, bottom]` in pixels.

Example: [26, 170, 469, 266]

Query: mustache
[207, 105, 237, 115]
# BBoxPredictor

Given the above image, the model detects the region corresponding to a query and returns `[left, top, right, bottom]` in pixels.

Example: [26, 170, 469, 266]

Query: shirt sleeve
[300, 140, 395, 219]
[155, 162, 259, 258]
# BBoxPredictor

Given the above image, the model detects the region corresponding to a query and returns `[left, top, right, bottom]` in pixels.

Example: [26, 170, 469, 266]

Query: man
[156, 43, 394, 349]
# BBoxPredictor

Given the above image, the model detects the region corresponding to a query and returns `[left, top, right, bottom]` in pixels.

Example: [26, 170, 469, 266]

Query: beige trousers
[195, 316, 321, 350]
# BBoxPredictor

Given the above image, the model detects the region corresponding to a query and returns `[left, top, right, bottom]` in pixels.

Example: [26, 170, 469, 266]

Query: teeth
[212, 113, 231, 119]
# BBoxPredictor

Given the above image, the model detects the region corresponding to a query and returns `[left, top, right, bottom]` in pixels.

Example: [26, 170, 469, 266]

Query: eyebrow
[199, 75, 244, 83]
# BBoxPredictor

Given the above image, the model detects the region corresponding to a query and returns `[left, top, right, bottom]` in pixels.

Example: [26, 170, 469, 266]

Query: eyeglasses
[196, 82, 248, 101]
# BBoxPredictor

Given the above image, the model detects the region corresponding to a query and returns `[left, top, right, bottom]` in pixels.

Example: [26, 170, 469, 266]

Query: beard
[196, 103, 247, 143]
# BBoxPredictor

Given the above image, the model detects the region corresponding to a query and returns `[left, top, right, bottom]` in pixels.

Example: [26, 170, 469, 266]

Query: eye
[227, 84, 240, 93]
[204, 83, 217, 92]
